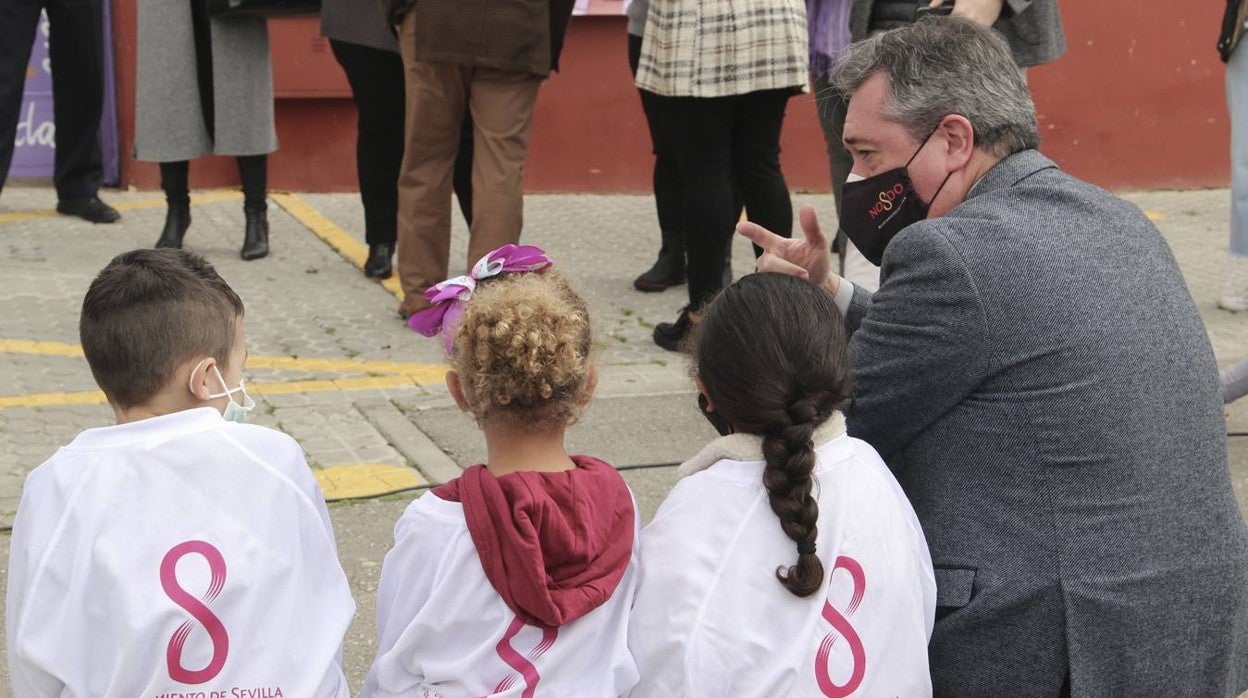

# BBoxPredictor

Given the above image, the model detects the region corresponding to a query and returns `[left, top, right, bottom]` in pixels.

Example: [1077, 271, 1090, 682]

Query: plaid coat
[635, 0, 808, 98]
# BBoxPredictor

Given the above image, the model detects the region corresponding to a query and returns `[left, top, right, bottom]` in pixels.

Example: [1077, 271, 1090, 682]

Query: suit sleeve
[845, 225, 992, 460]
[844, 283, 873, 336]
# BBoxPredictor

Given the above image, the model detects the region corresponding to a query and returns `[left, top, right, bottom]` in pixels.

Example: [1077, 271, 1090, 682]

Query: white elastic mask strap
[207, 365, 243, 401]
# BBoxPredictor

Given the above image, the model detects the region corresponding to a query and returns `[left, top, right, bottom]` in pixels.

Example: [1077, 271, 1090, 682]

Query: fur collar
[677, 412, 847, 479]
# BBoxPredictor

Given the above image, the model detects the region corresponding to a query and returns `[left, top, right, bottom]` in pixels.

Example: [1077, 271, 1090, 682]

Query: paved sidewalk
[0, 184, 1245, 690]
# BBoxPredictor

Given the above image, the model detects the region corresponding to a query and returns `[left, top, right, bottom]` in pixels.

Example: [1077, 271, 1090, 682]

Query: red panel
[113, 5, 1232, 193]
[1029, 5, 1228, 191]
[270, 16, 350, 99]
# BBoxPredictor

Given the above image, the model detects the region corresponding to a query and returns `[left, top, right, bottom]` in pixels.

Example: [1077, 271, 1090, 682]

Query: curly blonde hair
[451, 270, 593, 429]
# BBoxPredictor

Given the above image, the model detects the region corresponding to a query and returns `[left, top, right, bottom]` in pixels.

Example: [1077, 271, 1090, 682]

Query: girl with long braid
[629, 273, 936, 697]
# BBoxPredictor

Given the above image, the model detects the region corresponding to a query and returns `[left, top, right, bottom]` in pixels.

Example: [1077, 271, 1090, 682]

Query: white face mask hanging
[190, 359, 256, 423]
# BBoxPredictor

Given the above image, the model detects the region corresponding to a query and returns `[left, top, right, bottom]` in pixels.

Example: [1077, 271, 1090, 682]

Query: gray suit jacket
[850, 0, 1066, 68]
[844, 150, 1248, 695]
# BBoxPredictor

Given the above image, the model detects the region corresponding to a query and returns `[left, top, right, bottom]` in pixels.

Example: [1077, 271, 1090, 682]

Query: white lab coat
[361, 491, 642, 698]
[7, 407, 355, 697]
[629, 413, 936, 697]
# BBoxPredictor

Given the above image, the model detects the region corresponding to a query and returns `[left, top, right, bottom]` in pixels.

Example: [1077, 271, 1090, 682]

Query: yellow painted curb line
[247, 355, 445, 379]
[0, 338, 445, 379]
[0, 389, 108, 409]
[0, 191, 243, 226]
[271, 192, 404, 302]
[0, 337, 447, 409]
[0, 374, 444, 410]
[315, 463, 425, 501]
[1145, 210, 1166, 222]
[0, 339, 84, 358]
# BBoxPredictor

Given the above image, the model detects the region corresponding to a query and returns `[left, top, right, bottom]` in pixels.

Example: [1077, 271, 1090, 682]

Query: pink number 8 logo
[160, 540, 230, 684]
[493, 616, 558, 698]
[814, 556, 867, 698]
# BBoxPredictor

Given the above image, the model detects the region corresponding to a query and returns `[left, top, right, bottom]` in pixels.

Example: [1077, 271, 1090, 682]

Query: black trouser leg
[453, 110, 473, 227]
[160, 160, 190, 206]
[660, 94, 737, 311]
[237, 154, 266, 211]
[0, 0, 42, 195]
[331, 39, 404, 246]
[44, 0, 106, 201]
[732, 88, 794, 257]
[630, 33, 683, 239]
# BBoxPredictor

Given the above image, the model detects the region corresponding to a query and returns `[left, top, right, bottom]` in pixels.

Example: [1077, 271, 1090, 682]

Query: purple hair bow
[408, 244, 553, 353]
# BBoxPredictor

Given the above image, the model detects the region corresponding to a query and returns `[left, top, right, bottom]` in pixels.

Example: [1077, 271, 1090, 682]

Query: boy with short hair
[6, 249, 355, 696]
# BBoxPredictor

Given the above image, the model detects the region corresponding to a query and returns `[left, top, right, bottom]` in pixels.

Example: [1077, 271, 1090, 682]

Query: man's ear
[186, 357, 216, 401]
[446, 371, 473, 413]
[939, 114, 976, 171]
[577, 365, 599, 406]
[694, 375, 716, 411]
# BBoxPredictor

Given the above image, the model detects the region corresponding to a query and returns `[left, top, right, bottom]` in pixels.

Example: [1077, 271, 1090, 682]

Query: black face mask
[697, 393, 733, 437]
[839, 127, 953, 266]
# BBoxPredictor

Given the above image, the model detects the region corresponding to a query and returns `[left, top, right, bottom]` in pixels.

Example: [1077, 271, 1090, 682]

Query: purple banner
[11, 4, 120, 185]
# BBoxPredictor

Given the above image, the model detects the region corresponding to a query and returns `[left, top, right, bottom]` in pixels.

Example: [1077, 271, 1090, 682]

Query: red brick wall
[110, 3, 1230, 193]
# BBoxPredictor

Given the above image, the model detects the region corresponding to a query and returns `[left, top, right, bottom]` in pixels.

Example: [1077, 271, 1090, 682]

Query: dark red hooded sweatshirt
[432, 455, 635, 629]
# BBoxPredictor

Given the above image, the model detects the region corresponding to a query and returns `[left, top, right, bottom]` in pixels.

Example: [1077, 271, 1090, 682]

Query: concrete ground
[0, 184, 1244, 692]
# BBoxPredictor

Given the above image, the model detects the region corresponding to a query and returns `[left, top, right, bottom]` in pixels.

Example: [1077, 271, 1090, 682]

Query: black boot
[634, 229, 686, 292]
[653, 306, 697, 352]
[155, 202, 191, 249]
[364, 243, 394, 279]
[240, 206, 269, 261]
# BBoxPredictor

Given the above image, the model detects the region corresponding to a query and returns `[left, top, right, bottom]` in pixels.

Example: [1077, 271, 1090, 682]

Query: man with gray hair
[742, 17, 1248, 695]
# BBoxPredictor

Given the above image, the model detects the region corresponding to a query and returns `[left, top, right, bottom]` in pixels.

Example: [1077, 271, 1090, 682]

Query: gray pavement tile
[356, 398, 461, 484]
[405, 392, 716, 472]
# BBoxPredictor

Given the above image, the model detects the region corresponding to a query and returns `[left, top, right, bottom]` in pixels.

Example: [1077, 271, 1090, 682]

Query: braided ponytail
[693, 273, 854, 600]
[762, 398, 826, 597]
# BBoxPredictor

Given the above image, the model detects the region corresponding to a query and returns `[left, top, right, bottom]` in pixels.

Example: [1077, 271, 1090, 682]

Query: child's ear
[694, 375, 716, 411]
[577, 365, 599, 406]
[186, 357, 216, 401]
[446, 371, 473, 413]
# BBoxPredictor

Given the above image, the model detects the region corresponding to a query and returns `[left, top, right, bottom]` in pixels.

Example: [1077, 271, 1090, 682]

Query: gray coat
[321, 0, 397, 53]
[135, 1, 277, 162]
[851, 0, 1065, 67]
[845, 150, 1248, 695]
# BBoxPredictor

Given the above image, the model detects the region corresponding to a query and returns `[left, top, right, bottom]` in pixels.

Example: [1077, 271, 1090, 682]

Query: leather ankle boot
[634, 229, 687, 292]
[240, 206, 269, 261]
[155, 202, 191, 249]
[364, 243, 394, 279]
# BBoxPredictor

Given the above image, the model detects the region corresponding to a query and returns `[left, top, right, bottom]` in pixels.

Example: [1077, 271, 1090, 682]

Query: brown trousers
[396, 13, 542, 311]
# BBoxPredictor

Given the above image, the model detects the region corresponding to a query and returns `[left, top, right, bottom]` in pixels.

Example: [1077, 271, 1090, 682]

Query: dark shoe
[155, 202, 191, 249]
[240, 207, 269, 261]
[56, 196, 120, 224]
[364, 243, 394, 279]
[634, 229, 686, 292]
[653, 307, 697, 352]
